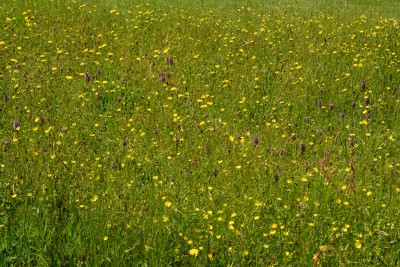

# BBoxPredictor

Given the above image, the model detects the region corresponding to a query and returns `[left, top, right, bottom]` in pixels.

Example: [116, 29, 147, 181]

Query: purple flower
[237, 133, 242, 139]
[3, 94, 9, 103]
[84, 72, 91, 82]
[300, 142, 306, 153]
[253, 136, 259, 147]
[365, 113, 370, 119]
[361, 80, 366, 90]
[279, 148, 285, 155]
[159, 72, 166, 83]
[122, 139, 127, 147]
[213, 168, 218, 177]
[329, 103, 334, 110]
[317, 130, 323, 136]
[351, 102, 356, 108]
[318, 100, 323, 108]
[291, 134, 297, 141]
[13, 120, 20, 131]
[364, 97, 370, 105]
[340, 112, 346, 119]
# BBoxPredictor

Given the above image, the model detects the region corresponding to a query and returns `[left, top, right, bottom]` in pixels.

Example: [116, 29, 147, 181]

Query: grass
[0, 0, 399, 266]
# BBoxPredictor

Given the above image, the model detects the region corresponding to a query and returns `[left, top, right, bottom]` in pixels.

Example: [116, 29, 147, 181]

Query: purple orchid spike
[13, 120, 20, 131]
[300, 142, 306, 154]
[253, 136, 259, 147]
[84, 72, 91, 82]
[361, 80, 366, 90]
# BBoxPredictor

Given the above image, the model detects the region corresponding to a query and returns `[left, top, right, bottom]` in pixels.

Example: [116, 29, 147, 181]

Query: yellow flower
[103, 236, 108, 241]
[164, 201, 171, 207]
[354, 240, 362, 249]
[91, 194, 99, 202]
[189, 248, 199, 257]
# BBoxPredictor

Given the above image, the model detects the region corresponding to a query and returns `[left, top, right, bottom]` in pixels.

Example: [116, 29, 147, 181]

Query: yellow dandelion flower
[354, 240, 362, 249]
[164, 201, 171, 207]
[103, 236, 108, 241]
[65, 76, 73, 80]
[189, 248, 199, 257]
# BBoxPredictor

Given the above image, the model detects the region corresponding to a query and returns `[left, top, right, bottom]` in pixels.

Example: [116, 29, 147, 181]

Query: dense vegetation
[1, 0, 399, 265]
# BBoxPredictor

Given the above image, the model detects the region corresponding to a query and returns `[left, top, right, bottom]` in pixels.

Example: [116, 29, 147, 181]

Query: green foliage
[0, 0, 399, 266]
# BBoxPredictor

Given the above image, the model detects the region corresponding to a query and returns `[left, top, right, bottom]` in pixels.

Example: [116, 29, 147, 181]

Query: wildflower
[189, 248, 199, 257]
[84, 72, 91, 82]
[361, 80, 366, 90]
[317, 100, 323, 108]
[213, 168, 218, 177]
[317, 130, 323, 136]
[329, 103, 334, 110]
[159, 72, 166, 83]
[365, 113, 370, 120]
[354, 240, 362, 249]
[364, 97, 369, 105]
[340, 112, 346, 119]
[351, 101, 356, 108]
[300, 142, 306, 154]
[103, 236, 108, 241]
[253, 136, 259, 147]
[122, 139, 127, 147]
[274, 173, 279, 182]
[13, 120, 20, 131]
[3, 94, 8, 103]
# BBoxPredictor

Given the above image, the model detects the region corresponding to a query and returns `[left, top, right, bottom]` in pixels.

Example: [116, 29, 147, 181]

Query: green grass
[1, 0, 399, 266]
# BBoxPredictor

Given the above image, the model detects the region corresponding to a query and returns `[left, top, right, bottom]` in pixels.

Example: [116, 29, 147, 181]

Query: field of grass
[1, 0, 399, 266]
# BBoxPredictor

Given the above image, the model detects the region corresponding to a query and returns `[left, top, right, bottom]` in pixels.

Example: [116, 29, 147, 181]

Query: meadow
[0, 0, 399, 266]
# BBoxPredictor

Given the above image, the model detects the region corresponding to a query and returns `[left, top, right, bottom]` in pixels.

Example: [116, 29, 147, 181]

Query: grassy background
[1, 0, 399, 266]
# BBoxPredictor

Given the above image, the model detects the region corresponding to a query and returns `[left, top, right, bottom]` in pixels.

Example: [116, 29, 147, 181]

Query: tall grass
[0, 0, 399, 266]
